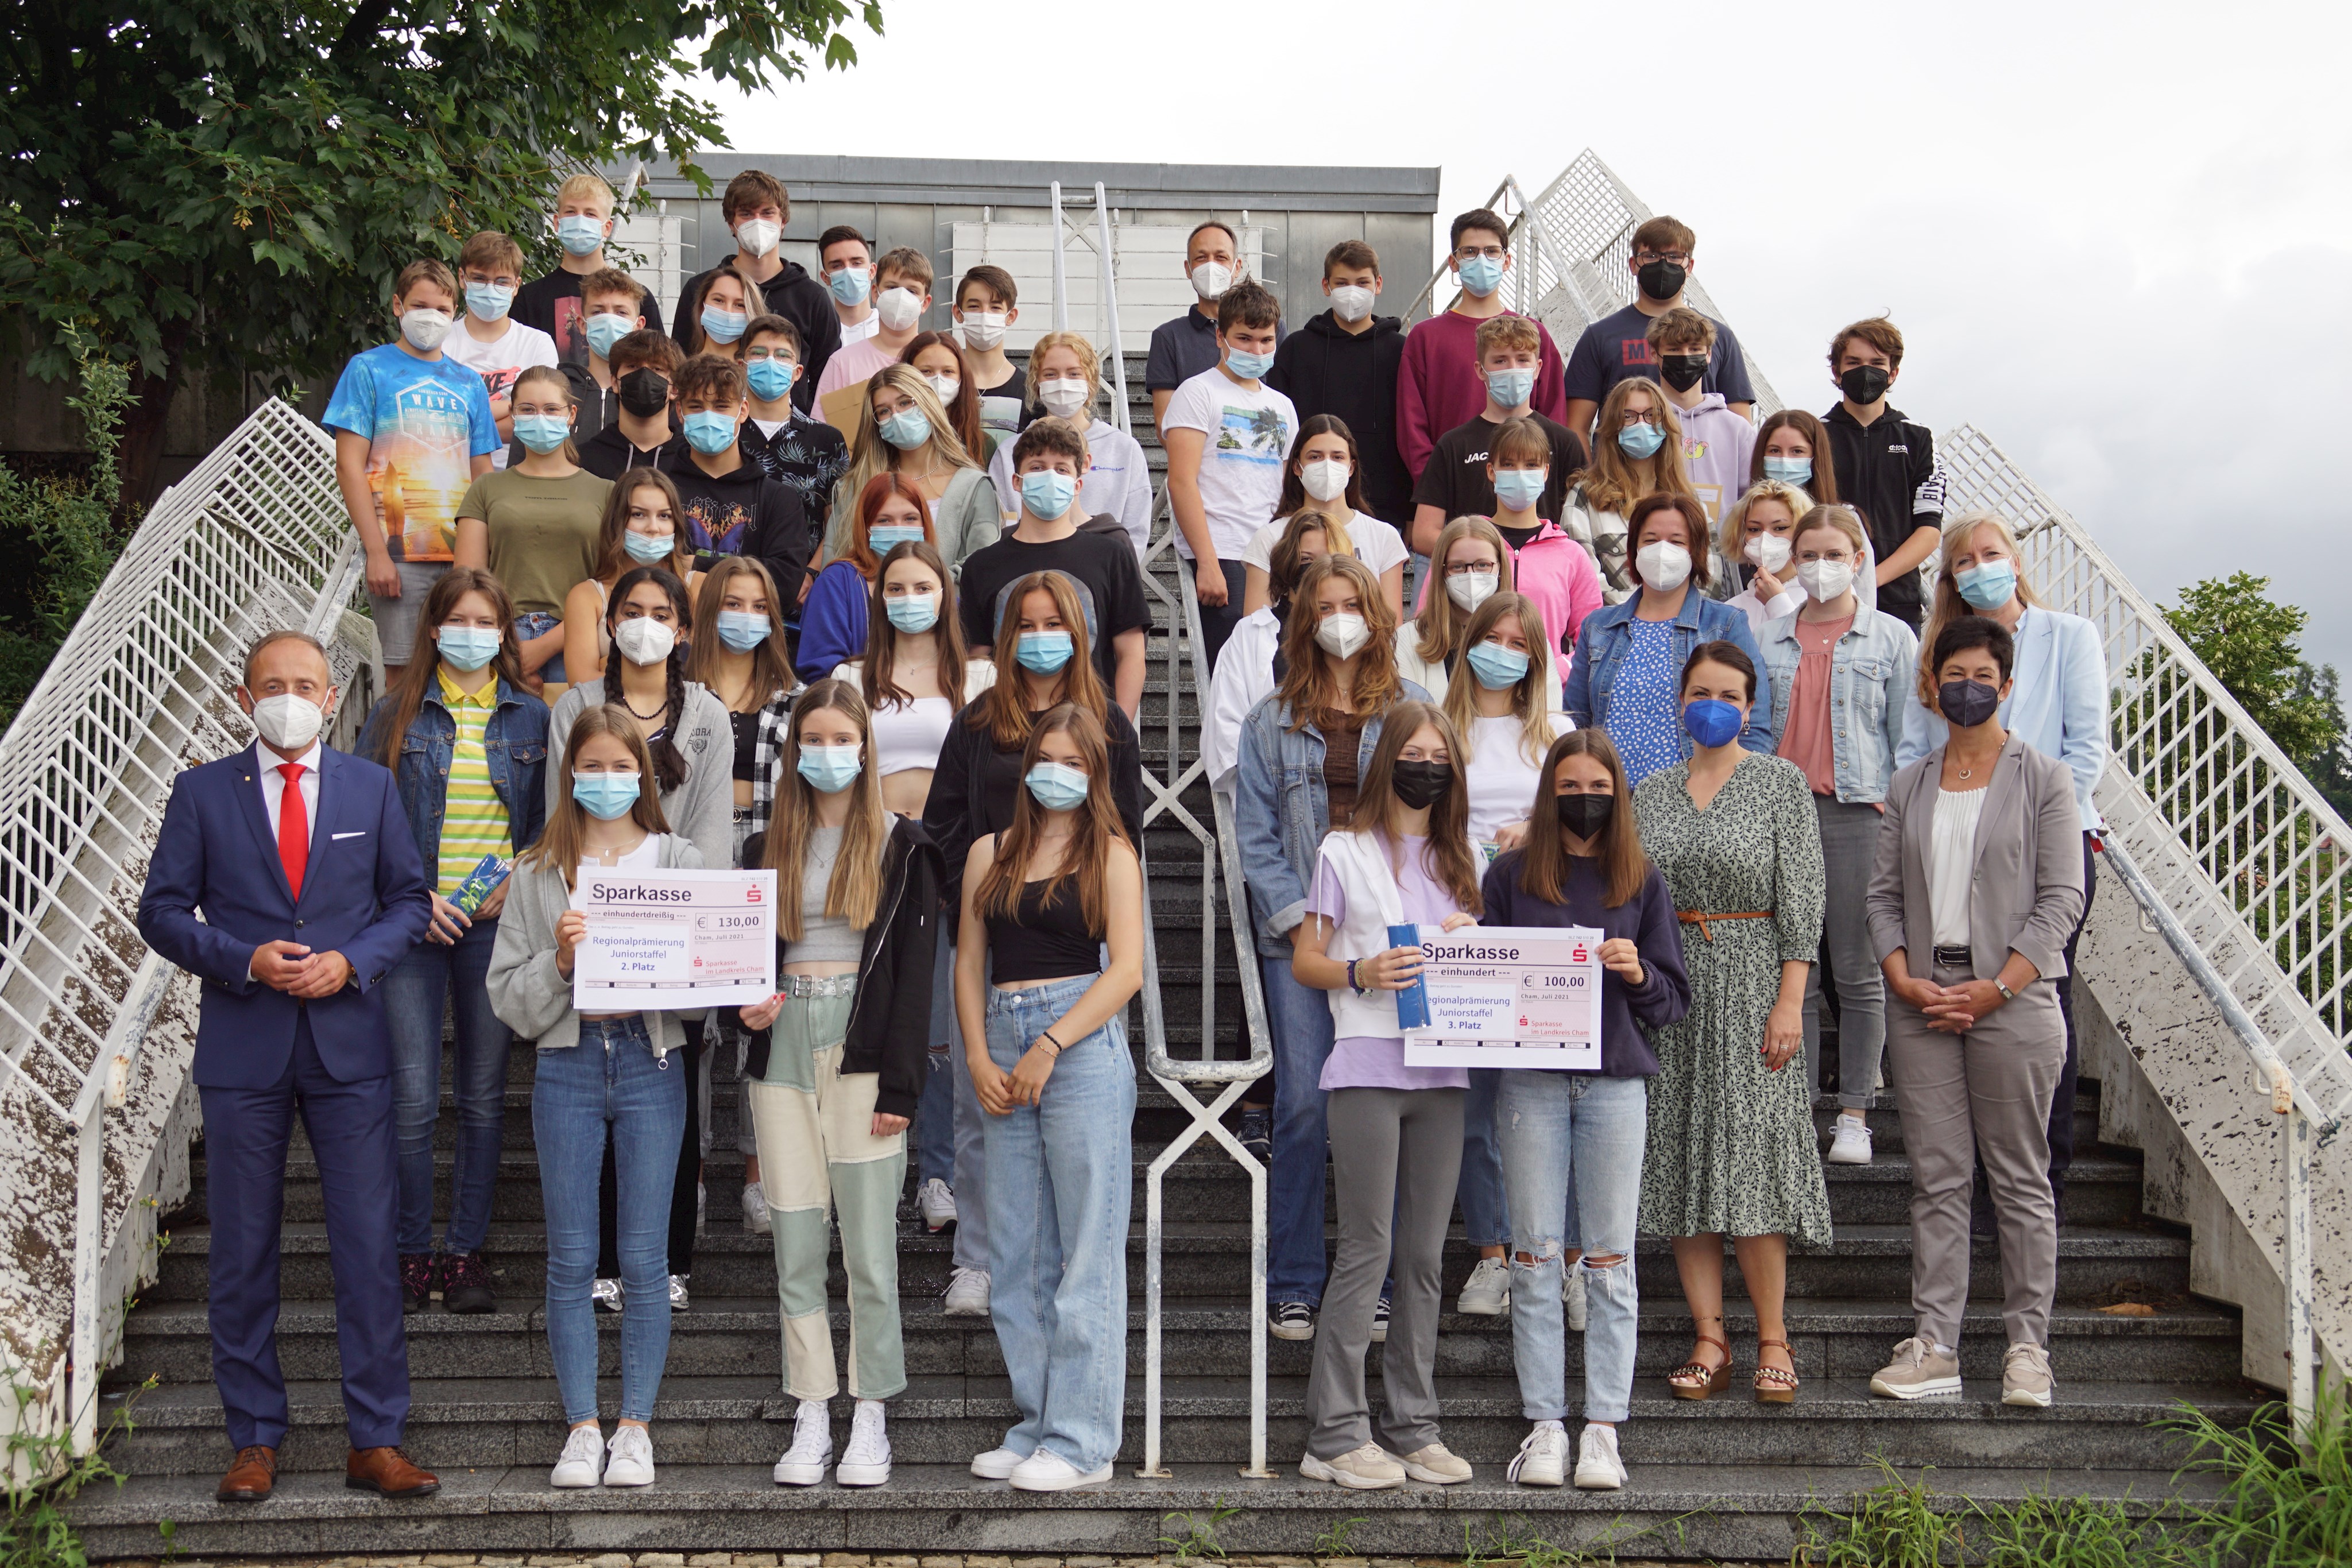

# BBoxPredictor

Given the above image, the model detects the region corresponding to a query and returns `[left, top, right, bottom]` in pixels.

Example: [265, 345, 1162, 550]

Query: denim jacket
[1757, 607, 1918, 804]
[1563, 590, 1775, 756]
[358, 677, 551, 876]
[1231, 680, 1430, 959]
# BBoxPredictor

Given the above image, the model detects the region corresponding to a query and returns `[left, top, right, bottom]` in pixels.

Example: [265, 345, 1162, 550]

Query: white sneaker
[835, 1400, 891, 1486]
[743, 1179, 772, 1234]
[919, 1178, 958, 1232]
[1564, 1265, 1588, 1331]
[601, 1424, 656, 1487]
[2002, 1341, 2055, 1408]
[772, 1397, 831, 1486]
[591, 1277, 623, 1313]
[668, 1273, 690, 1311]
[970, 1445, 1025, 1480]
[1457, 1256, 1510, 1315]
[1507, 1420, 1566, 1487]
[1299, 1441, 1405, 1490]
[696, 1179, 707, 1236]
[1826, 1115, 1874, 1165]
[550, 1423, 604, 1488]
[942, 1265, 991, 1317]
[1573, 1423, 1627, 1490]
[1008, 1449, 1113, 1491]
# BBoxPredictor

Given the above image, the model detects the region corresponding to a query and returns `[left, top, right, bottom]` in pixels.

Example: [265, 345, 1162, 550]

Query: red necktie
[277, 762, 308, 902]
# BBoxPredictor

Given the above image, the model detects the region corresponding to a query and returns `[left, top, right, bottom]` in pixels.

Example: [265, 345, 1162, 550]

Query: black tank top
[730, 708, 759, 783]
[987, 876, 1104, 982]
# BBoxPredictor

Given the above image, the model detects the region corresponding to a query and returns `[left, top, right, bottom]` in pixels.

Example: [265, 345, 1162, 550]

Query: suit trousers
[199, 1011, 408, 1450]
[1886, 959, 2064, 1348]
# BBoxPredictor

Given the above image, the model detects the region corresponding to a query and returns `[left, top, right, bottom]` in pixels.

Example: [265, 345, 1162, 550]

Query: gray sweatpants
[1804, 795, 1888, 1110]
[1886, 958, 2064, 1347]
[1306, 1085, 1464, 1460]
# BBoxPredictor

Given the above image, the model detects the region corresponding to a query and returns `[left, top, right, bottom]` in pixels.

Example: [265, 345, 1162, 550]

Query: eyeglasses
[1445, 559, 1499, 575]
[1633, 250, 1692, 267]
[1454, 244, 1506, 261]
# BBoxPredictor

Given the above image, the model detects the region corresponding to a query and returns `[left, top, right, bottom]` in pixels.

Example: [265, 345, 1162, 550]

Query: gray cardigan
[486, 832, 706, 1056]
[546, 678, 733, 874]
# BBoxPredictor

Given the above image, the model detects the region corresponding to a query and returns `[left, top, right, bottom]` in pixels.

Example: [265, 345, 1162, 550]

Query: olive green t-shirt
[455, 467, 612, 615]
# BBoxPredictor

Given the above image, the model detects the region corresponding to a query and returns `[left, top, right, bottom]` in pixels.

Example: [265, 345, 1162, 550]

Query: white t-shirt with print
[443, 319, 559, 470]
[1242, 510, 1409, 581]
[1162, 366, 1297, 562]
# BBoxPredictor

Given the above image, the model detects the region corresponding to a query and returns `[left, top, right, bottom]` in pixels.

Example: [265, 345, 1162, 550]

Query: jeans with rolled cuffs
[533, 1013, 684, 1426]
[1496, 1071, 1647, 1424]
[981, 973, 1136, 1472]
[382, 914, 510, 1257]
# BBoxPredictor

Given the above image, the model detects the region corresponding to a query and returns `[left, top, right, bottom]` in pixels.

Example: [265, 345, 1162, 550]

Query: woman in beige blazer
[1862, 615, 2084, 1413]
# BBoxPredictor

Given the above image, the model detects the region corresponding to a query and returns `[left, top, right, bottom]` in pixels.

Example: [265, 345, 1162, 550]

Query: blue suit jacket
[137, 742, 433, 1088]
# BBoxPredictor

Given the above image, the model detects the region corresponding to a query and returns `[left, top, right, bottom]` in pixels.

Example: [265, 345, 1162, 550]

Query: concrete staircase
[71, 357, 2250, 1561]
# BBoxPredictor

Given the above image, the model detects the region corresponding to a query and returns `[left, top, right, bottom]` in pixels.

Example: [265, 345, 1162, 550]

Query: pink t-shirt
[1305, 834, 1473, 1092]
[1775, 612, 1854, 796]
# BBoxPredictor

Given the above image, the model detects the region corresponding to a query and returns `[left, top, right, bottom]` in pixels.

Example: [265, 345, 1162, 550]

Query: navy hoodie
[1267, 311, 1411, 526]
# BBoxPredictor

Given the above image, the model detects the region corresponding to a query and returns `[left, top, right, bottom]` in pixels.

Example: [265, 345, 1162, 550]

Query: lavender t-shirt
[1305, 834, 1473, 1092]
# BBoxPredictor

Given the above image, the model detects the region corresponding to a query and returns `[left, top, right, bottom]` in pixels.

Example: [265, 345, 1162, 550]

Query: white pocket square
[331, 830, 368, 841]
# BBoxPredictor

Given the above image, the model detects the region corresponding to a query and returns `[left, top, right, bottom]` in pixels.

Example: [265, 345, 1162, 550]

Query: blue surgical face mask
[1466, 638, 1530, 691]
[1486, 367, 1537, 409]
[583, 313, 633, 359]
[623, 529, 676, 564]
[885, 593, 939, 634]
[571, 772, 640, 820]
[1456, 253, 1506, 296]
[465, 281, 513, 322]
[438, 625, 502, 672]
[869, 524, 926, 552]
[1491, 467, 1546, 511]
[699, 304, 748, 344]
[715, 610, 771, 652]
[1224, 345, 1275, 380]
[1617, 421, 1667, 459]
[1021, 470, 1077, 520]
[1682, 698, 1743, 749]
[512, 414, 571, 454]
[556, 215, 605, 257]
[877, 409, 931, 451]
[796, 744, 862, 794]
[745, 358, 795, 402]
[1762, 455, 1812, 486]
[828, 265, 871, 305]
[1016, 630, 1075, 673]
[682, 411, 737, 455]
[1025, 761, 1090, 812]
[1955, 560, 2019, 610]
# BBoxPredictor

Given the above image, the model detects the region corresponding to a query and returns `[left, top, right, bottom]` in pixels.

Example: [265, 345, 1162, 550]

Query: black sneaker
[1236, 1106, 1272, 1166]
[1270, 1302, 1314, 1341]
[1371, 1295, 1391, 1345]
[440, 1251, 497, 1315]
[399, 1253, 438, 1314]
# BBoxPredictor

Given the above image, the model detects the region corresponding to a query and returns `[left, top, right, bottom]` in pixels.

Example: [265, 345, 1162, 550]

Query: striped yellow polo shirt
[436, 668, 512, 897]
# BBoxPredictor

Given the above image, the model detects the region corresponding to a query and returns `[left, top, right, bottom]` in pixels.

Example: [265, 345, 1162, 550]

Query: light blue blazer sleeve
[2053, 613, 2109, 831]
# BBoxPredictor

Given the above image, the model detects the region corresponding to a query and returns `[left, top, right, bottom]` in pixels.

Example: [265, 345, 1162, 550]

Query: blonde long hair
[1572, 378, 1696, 516]
[1441, 592, 1557, 766]
[521, 707, 672, 888]
[831, 364, 978, 558]
[764, 678, 889, 939]
[1413, 516, 1515, 668]
[1914, 510, 2047, 704]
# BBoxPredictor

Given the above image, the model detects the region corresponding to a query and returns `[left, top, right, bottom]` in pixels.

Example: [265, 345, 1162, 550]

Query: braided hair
[606, 564, 694, 795]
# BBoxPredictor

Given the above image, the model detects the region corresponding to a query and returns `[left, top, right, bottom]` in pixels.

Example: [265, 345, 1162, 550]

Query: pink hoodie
[1414, 520, 1606, 682]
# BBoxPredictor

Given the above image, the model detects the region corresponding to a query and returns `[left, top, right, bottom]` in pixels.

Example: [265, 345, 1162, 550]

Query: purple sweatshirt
[1479, 849, 1690, 1077]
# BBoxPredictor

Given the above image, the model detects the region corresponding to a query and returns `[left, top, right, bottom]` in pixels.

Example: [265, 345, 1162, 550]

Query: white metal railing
[0, 397, 365, 1456]
[1403, 151, 1786, 417]
[1046, 181, 1135, 434]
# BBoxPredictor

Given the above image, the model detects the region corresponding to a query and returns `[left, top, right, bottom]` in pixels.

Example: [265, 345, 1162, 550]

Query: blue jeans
[514, 610, 565, 683]
[1496, 1071, 1647, 1424]
[533, 1015, 684, 1424]
[1459, 1070, 1508, 1249]
[1264, 955, 1337, 1307]
[982, 974, 1136, 1472]
[914, 933, 956, 1186]
[383, 915, 510, 1257]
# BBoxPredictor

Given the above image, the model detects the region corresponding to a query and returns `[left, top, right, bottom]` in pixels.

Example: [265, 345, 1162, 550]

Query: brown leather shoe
[216, 1445, 277, 1501]
[346, 1445, 440, 1497]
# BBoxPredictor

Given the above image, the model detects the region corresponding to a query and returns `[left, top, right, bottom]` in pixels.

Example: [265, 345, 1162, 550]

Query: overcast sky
[711, 0, 2352, 671]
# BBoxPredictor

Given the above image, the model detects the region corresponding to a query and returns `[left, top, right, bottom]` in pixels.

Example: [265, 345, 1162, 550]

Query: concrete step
[114, 1294, 2245, 1392]
[65, 1459, 2229, 1563]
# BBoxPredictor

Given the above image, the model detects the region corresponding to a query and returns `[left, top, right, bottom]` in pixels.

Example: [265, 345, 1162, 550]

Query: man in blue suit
[137, 630, 438, 1503]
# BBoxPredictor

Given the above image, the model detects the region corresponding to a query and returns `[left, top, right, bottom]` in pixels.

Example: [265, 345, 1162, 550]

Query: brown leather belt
[1676, 909, 1771, 943]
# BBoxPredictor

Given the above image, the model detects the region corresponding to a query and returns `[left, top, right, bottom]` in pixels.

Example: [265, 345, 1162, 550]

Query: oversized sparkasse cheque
[574, 869, 778, 1012]
[1397, 923, 1603, 1071]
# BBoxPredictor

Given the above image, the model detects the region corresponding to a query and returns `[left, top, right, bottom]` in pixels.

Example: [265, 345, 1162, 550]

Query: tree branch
[332, 0, 398, 64]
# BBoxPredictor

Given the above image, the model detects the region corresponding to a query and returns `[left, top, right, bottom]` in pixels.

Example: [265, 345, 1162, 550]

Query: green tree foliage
[0, 0, 882, 503]
[2164, 572, 2347, 776]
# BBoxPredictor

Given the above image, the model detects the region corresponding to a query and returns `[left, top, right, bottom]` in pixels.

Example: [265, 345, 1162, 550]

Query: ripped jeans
[1495, 1071, 1648, 1424]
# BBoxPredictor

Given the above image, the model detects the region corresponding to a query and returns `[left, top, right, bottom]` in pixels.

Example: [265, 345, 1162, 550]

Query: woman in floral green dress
[1631, 640, 1828, 1403]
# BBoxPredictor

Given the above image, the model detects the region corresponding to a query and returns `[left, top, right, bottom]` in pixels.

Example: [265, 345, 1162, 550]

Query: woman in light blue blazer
[1894, 510, 2107, 1218]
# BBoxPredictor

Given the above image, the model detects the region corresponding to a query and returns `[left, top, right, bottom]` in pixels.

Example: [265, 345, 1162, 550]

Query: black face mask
[1391, 760, 1455, 811]
[1555, 791, 1615, 840]
[1659, 353, 1708, 392]
[1937, 679, 2002, 729]
[1637, 260, 1685, 301]
[1838, 365, 1891, 406]
[618, 369, 672, 418]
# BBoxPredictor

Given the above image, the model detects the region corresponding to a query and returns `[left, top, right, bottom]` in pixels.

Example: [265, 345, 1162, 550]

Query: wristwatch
[1993, 977, 2017, 1002]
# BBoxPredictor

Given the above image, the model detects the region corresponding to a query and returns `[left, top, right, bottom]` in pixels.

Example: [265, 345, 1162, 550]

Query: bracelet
[1038, 1029, 1065, 1056]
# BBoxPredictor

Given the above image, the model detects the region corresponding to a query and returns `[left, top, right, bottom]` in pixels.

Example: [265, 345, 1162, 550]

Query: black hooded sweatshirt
[670, 257, 844, 415]
[1266, 311, 1411, 525]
